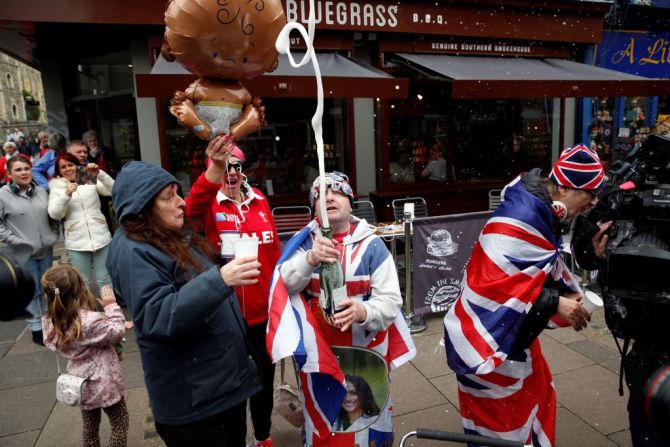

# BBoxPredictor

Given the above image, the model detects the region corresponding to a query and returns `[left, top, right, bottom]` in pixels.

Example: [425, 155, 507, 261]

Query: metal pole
[404, 212, 412, 315]
[399, 428, 530, 447]
[403, 211, 426, 334]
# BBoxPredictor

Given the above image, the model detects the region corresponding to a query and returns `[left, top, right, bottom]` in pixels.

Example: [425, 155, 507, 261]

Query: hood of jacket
[312, 216, 376, 245]
[521, 167, 565, 234]
[521, 168, 552, 208]
[112, 161, 179, 223]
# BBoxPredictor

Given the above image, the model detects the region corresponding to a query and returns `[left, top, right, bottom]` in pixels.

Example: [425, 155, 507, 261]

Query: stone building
[0, 52, 47, 136]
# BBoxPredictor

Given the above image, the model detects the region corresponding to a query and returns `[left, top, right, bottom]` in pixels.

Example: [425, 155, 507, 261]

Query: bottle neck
[322, 226, 333, 240]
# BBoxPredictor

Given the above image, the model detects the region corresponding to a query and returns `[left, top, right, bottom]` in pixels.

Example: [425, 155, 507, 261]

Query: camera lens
[0, 253, 35, 321]
[645, 365, 670, 437]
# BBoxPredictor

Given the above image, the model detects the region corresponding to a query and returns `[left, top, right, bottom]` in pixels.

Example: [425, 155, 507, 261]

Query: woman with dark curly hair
[106, 137, 262, 447]
[334, 375, 381, 432]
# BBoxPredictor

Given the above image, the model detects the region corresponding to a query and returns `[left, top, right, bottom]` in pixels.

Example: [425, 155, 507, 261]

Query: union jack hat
[309, 171, 355, 208]
[549, 144, 604, 191]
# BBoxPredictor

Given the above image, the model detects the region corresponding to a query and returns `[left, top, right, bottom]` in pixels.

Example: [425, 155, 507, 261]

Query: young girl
[41, 264, 128, 447]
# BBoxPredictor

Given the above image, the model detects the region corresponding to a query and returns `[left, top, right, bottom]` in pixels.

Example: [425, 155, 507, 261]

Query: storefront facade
[582, 25, 670, 170]
[2, 0, 668, 220]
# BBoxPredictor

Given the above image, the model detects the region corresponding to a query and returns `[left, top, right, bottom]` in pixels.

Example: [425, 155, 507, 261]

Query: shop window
[589, 98, 615, 168]
[387, 90, 450, 185]
[658, 97, 670, 135]
[162, 97, 349, 199]
[616, 97, 650, 165]
[76, 51, 133, 97]
[388, 85, 555, 186]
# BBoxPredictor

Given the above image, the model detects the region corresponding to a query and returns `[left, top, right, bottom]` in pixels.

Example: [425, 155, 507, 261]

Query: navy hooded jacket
[106, 161, 260, 425]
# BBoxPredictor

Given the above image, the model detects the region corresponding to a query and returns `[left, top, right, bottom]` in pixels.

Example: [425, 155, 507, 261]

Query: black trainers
[31, 330, 45, 346]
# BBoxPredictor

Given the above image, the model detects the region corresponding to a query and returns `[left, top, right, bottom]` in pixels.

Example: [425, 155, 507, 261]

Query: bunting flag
[443, 176, 581, 446]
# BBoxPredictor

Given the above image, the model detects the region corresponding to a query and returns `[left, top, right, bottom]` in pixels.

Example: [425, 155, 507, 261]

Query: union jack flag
[266, 221, 346, 440]
[267, 219, 416, 445]
[443, 176, 581, 446]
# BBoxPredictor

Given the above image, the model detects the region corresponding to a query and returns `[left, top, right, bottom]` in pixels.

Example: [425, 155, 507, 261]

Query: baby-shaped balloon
[162, 0, 286, 140]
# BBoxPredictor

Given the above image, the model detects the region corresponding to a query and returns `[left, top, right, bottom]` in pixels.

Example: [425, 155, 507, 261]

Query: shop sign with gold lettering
[596, 31, 670, 78]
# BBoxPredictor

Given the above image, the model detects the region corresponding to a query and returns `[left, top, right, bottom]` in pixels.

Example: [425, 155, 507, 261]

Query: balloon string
[275, 0, 328, 228]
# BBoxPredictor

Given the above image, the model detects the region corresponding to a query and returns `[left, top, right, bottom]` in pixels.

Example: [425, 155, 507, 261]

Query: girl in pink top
[42, 264, 128, 447]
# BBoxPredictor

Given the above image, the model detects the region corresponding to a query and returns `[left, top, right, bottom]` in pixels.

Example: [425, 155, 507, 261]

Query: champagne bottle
[319, 227, 347, 324]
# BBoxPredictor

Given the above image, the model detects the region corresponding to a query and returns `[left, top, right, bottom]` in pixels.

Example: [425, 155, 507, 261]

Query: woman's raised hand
[206, 135, 234, 166]
[86, 163, 99, 176]
[205, 135, 235, 183]
[220, 256, 261, 287]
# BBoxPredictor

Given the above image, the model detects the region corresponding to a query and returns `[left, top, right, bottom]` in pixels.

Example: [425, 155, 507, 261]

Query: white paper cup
[219, 231, 240, 258]
[232, 237, 259, 259]
[582, 290, 604, 314]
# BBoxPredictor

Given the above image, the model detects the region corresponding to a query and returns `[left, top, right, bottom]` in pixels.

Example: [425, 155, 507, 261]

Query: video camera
[575, 133, 670, 316]
[0, 245, 36, 321]
[574, 132, 670, 437]
[595, 133, 670, 309]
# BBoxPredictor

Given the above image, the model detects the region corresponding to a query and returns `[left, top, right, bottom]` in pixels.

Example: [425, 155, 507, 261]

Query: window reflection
[388, 89, 555, 185]
[164, 97, 349, 197]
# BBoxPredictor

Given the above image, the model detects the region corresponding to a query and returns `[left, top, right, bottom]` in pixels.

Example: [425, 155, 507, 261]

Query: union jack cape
[267, 219, 416, 446]
[443, 175, 581, 447]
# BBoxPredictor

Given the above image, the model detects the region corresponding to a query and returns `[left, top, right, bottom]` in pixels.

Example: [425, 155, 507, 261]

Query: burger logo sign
[427, 229, 458, 258]
[425, 278, 462, 313]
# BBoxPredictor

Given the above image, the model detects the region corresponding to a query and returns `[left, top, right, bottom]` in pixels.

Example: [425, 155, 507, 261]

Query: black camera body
[576, 134, 670, 339]
[574, 133, 670, 437]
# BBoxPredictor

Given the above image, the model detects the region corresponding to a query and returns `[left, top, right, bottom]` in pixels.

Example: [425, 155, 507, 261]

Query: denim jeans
[24, 253, 53, 332]
[67, 245, 112, 292]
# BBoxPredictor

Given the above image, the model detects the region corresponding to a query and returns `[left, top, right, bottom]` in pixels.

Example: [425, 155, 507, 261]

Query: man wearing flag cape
[267, 171, 416, 447]
[444, 145, 610, 446]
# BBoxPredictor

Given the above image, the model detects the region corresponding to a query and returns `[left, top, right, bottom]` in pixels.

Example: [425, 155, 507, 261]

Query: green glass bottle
[319, 227, 347, 324]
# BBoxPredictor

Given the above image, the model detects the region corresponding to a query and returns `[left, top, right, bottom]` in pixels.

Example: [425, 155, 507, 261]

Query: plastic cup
[232, 237, 259, 259]
[219, 231, 240, 258]
[582, 290, 604, 314]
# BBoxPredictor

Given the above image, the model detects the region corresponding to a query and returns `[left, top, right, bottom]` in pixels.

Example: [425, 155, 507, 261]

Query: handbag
[273, 358, 304, 428]
[55, 354, 87, 406]
[56, 373, 88, 406]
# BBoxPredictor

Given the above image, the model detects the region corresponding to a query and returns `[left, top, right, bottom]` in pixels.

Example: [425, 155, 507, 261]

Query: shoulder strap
[614, 336, 631, 397]
[280, 357, 300, 385]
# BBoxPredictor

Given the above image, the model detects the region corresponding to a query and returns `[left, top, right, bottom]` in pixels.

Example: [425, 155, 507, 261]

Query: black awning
[391, 53, 670, 99]
[136, 53, 408, 99]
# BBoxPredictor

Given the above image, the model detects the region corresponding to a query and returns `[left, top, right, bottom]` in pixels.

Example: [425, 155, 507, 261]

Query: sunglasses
[226, 161, 243, 173]
[312, 174, 353, 197]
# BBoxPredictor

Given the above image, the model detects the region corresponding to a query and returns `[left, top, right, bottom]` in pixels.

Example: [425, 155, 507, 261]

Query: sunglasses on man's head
[227, 161, 243, 173]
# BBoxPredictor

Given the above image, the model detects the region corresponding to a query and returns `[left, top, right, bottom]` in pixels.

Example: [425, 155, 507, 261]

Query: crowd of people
[1, 128, 661, 447]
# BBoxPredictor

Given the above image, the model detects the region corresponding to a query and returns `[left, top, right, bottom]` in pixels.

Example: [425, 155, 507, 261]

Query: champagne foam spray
[275, 0, 328, 227]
